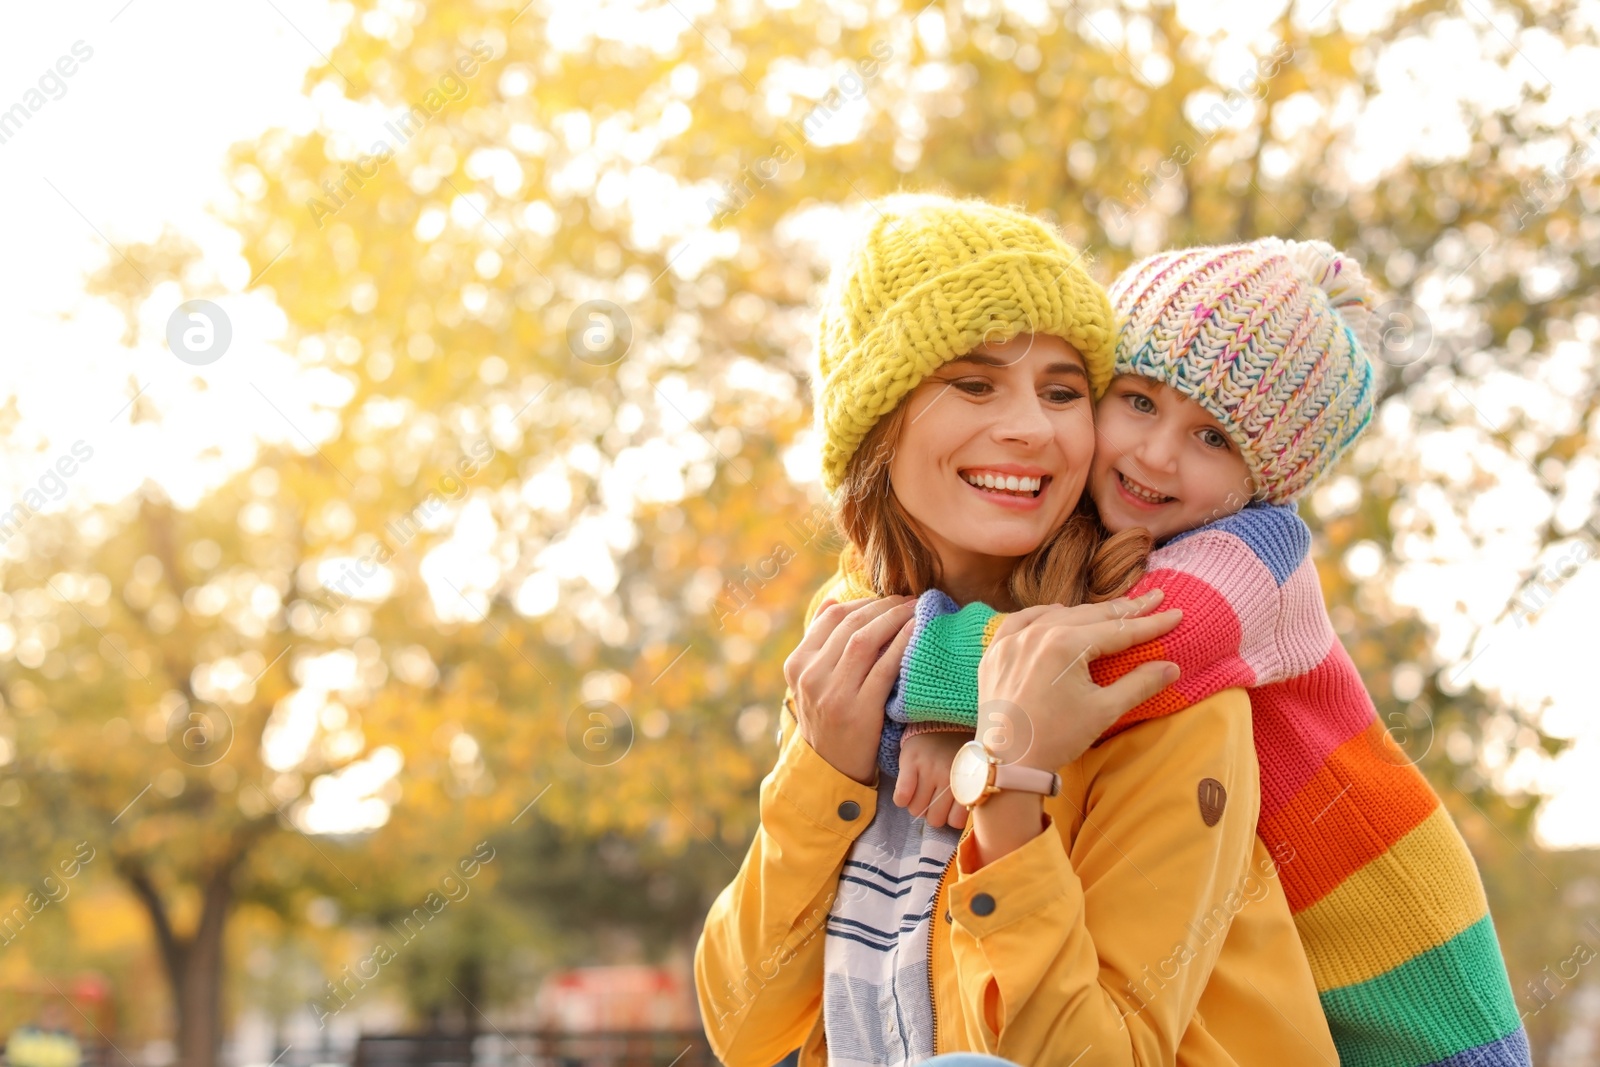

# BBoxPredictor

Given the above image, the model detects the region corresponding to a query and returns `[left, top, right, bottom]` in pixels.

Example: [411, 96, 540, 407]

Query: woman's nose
[993, 395, 1056, 444]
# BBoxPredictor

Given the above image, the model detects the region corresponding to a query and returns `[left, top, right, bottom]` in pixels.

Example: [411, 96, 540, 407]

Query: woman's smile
[959, 465, 1052, 510]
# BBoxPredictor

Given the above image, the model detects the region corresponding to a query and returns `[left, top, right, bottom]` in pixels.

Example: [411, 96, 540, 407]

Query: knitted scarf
[817, 503, 1529, 1067]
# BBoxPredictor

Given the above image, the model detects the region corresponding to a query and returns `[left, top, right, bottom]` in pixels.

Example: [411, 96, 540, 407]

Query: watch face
[949, 741, 991, 807]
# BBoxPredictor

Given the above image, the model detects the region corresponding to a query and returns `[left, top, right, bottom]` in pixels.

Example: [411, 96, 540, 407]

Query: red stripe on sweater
[1091, 569, 1256, 741]
[1261, 718, 1441, 913]
[1251, 640, 1381, 818]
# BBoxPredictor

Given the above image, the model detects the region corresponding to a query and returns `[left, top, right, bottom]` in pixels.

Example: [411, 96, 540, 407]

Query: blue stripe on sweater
[1167, 501, 1310, 585]
[1421, 1026, 1530, 1067]
[887, 589, 959, 719]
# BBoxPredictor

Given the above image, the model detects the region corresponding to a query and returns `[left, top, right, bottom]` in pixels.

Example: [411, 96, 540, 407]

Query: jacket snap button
[970, 892, 996, 917]
[837, 800, 861, 821]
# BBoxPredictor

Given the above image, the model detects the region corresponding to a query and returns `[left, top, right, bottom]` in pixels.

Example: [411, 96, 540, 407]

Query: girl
[694, 196, 1337, 1066]
[875, 239, 1530, 1066]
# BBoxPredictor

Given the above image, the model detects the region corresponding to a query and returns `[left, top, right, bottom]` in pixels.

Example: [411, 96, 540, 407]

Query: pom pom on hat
[1110, 237, 1378, 503]
[1277, 237, 1382, 359]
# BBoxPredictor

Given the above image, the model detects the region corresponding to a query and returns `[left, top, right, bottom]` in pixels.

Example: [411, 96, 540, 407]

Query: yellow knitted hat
[813, 194, 1115, 494]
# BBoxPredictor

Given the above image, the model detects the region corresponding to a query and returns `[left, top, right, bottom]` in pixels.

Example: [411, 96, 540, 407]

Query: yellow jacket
[693, 688, 1338, 1066]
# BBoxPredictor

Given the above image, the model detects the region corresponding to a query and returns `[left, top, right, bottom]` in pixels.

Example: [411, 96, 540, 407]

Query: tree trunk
[119, 857, 238, 1067]
[175, 865, 232, 1067]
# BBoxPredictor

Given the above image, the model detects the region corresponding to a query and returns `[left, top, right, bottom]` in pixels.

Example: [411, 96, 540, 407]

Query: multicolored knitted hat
[1109, 238, 1379, 503]
[814, 194, 1116, 494]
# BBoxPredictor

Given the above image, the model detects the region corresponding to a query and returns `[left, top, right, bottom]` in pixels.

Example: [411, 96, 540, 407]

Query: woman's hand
[968, 590, 1182, 867]
[977, 589, 1182, 774]
[783, 596, 917, 785]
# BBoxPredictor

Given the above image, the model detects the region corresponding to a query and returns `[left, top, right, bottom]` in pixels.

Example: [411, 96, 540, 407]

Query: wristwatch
[949, 739, 1061, 808]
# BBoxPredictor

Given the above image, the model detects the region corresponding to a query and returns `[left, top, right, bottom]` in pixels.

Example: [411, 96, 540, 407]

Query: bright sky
[2, 0, 1598, 848]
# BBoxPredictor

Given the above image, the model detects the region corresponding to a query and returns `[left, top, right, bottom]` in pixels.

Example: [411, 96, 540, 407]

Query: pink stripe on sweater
[1252, 639, 1380, 818]
[1273, 557, 1338, 677]
[1146, 530, 1281, 679]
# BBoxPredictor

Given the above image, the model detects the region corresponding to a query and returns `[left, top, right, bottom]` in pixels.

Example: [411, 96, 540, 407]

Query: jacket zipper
[928, 820, 971, 1056]
[928, 855, 948, 1056]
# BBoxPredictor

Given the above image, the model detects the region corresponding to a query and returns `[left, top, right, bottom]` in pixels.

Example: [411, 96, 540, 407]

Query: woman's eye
[1043, 386, 1084, 403]
[952, 378, 992, 396]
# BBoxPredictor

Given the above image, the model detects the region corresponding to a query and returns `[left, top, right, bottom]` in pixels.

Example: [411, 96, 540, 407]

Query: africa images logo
[306, 41, 494, 229]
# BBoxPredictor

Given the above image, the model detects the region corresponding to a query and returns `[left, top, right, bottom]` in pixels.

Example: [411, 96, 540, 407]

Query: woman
[693, 196, 1336, 1066]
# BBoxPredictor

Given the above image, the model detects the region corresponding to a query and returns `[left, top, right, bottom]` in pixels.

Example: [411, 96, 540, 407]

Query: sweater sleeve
[876, 504, 1313, 756]
[943, 688, 1262, 1064]
[694, 698, 882, 1067]
[877, 591, 996, 778]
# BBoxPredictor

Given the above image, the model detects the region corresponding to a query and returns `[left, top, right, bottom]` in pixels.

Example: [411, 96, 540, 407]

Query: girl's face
[888, 333, 1095, 580]
[1090, 375, 1256, 544]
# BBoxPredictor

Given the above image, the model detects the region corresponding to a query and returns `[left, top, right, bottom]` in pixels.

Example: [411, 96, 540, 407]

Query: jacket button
[837, 800, 861, 821]
[970, 892, 996, 917]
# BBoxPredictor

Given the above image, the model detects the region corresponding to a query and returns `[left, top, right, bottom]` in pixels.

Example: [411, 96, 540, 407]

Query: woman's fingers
[948, 800, 968, 829]
[862, 616, 915, 704]
[829, 597, 916, 677]
[1066, 608, 1182, 659]
[799, 596, 873, 647]
[804, 596, 901, 676]
[1096, 660, 1180, 716]
[788, 597, 871, 677]
[990, 592, 1165, 642]
[992, 603, 1058, 639]
[1100, 588, 1166, 619]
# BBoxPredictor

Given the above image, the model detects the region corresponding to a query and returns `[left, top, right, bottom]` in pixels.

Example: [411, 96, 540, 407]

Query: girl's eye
[1128, 393, 1155, 414]
[1199, 428, 1229, 450]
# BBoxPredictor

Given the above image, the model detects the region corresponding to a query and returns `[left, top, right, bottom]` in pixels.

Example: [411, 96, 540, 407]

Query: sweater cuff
[768, 705, 881, 841]
[948, 812, 1083, 935]
[897, 593, 1001, 728]
[904, 720, 977, 738]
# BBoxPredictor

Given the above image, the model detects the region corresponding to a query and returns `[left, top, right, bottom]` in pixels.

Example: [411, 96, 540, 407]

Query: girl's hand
[892, 731, 971, 829]
[976, 590, 1181, 774]
[783, 596, 917, 785]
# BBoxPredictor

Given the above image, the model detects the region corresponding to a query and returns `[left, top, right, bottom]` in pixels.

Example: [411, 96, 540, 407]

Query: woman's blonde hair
[833, 403, 1149, 607]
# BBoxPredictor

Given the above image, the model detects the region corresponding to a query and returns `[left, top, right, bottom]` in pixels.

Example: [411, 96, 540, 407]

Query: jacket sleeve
[943, 688, 1262, 1065]
[693, 699, 882, 1067]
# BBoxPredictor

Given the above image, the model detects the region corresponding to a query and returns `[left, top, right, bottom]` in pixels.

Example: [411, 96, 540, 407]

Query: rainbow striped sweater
[874, 504, 1530, 1067]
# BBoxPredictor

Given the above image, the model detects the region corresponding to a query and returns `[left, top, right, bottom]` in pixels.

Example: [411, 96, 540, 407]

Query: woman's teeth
[1118, 471, 1171, 504]
[962, 471, 1043, 496]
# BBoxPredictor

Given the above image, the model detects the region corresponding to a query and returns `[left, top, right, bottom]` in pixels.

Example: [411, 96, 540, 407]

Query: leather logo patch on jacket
[1197, 778, 1227, 827]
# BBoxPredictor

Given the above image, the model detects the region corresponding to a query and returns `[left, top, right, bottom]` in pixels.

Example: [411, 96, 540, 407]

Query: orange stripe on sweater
[1092, 640, 1189, 742]
[1260, 718, 1441, 913]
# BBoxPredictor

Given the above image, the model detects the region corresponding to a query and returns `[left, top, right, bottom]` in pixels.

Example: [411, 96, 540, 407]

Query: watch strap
[992, 761, 1060, 797]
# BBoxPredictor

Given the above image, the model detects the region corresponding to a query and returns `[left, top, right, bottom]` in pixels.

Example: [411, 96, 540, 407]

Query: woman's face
[888, 333, 1096, 577]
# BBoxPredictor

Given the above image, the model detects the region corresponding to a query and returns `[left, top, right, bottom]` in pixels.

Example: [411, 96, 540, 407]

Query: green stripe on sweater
[1320, 914, 1523, 1067]
[900, 602, 997, 725]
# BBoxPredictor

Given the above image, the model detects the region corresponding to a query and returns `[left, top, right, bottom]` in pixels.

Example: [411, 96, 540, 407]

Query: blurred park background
[2, 0, 1600, 1064]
